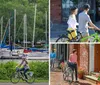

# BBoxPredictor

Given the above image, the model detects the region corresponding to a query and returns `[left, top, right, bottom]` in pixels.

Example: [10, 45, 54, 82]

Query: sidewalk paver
[50, 72, 96, 85]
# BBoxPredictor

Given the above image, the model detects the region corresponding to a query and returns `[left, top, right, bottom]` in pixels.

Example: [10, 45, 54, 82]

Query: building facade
[51, 0, 100, 23]
[51, 44, 100, 73]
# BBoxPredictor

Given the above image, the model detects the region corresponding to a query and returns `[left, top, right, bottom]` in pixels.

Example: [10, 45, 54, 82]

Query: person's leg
[81, 32, 89, 42]
[20, 68, 24, 76]
[20, 68, 24, 71]
[50, 59, 52, 68]
[74, 64, 78, 81]
[52, 58, 55, 68]
[24, 68, 29, 79]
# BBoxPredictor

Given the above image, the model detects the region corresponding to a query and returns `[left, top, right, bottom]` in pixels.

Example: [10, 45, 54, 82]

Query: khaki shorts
[81, 32, 89, 42]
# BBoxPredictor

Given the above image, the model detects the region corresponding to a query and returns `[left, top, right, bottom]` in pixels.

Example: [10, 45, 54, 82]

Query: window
[62, 0, 78, 22]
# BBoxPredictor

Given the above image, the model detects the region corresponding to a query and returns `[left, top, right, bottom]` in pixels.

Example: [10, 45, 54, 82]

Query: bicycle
[56, 30, 82, 42]
[63, 62, 74, 83]
[56, 29, 100, 42]
[10, 67, 35, 84]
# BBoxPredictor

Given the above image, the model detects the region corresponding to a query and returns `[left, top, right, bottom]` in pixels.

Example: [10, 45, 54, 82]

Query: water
[0, 59, 48, 63]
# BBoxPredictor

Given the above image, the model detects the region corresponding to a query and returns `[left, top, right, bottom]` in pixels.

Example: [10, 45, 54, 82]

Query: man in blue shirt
[50, 50, 56, 69]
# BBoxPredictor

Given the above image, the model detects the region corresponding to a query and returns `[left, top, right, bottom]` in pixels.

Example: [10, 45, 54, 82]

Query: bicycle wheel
[63, 67, 73, 83]
[26, 72, 35, 84]
[10, 72, 20, 84]
[56, 35, 70, 42]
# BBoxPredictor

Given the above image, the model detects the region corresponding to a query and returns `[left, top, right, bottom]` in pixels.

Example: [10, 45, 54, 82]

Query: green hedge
[0, 61, 49, 80]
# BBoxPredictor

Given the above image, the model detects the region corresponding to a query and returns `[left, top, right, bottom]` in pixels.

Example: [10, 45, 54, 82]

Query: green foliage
[0, 61, 49, 80]
[0, 0, 48, 43]
[29, 61, 49, 79]
[0, 61, 17, 80]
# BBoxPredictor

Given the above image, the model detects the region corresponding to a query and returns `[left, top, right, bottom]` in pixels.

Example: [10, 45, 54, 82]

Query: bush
[0, 61, 49, 80]
[29, 61, 49, 79]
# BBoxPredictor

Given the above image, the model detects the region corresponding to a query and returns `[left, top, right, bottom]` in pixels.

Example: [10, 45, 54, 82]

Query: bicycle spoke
[63, 67, 73, 83]
[26, 72, 35, 84]
[10, 72, 20, 84]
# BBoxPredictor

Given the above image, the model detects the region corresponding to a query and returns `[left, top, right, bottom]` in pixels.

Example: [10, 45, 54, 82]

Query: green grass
[0, 78, 48, 83]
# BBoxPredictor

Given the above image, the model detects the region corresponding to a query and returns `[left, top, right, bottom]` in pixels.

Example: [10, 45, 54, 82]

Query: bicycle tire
[26, 72, 35, 84]
[10, 72, 20, 84]
[56, 36, 70, 42]
[63, 67, 73, 83]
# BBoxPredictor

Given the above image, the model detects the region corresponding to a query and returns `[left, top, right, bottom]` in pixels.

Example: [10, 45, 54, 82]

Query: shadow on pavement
[73, 82, 92, 85]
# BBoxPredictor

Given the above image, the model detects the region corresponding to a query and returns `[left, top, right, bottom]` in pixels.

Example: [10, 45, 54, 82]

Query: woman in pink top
[68, 49, 78, 82]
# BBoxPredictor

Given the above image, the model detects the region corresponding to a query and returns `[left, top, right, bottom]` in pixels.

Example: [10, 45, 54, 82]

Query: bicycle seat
[67, 30, 75, 34]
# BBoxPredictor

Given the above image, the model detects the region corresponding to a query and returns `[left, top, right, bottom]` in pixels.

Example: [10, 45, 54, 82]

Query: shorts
[81, 32, 89, 37]
[67, 28, 77, 40]
[81, 32, 89, 42]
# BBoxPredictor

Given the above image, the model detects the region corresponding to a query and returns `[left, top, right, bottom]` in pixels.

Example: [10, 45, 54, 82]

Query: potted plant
[78, 67, 85, 79]
[96, 74, 100, 85]
[60, 62, 65, 72]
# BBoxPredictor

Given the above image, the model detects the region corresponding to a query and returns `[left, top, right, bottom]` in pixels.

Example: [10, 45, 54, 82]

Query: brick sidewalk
[50, 72, 95, 85]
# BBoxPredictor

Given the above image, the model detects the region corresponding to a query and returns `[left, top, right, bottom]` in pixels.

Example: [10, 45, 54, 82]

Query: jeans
[50, 58, 55, 68]
[68, 62, 78, 81]
[20, 68, 29, 79]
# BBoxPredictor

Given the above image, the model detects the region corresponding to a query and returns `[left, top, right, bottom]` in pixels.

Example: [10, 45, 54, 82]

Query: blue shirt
[50, 52, 56, 59]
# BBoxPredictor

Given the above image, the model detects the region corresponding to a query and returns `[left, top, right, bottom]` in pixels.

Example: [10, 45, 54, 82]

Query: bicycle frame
[16, 69, 27, 80]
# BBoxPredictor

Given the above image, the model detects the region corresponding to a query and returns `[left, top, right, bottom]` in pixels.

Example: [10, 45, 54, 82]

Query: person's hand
[16, 66, 18, 68]
[88, 26, 94, 29]
[74, 62, 77, 64]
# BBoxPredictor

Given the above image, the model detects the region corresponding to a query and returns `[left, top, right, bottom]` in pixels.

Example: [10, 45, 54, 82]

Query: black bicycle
[56, 30, 82, 42]
[10, 67, 35, 84]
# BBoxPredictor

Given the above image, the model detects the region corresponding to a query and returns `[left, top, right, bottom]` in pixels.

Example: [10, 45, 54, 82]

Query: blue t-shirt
[50, 52, 56, 59]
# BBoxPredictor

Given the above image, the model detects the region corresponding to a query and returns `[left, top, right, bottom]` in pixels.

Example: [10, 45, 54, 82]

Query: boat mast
[9, 19, 10, 46]
[0, 16, 3, 47]
[45, 11, 48, 51]
[14, 9, 16, 50]
[23, 14, 27, 49]
[32, 3, 37, 47]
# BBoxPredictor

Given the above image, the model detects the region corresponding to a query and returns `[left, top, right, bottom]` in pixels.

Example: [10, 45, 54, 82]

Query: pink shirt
[69, 54, 77, 63]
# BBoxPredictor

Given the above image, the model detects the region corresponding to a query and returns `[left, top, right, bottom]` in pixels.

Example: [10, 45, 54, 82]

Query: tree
[0, 0, 48, 44]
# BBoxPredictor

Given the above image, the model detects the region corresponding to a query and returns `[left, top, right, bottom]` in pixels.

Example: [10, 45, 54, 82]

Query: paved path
[50, 72, 95, 85]
[0, 83, 48, 85]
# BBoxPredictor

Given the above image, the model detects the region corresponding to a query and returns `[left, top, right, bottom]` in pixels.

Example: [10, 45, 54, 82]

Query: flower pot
[97, 82, 100, 85]
[78, 73, 84, 79]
